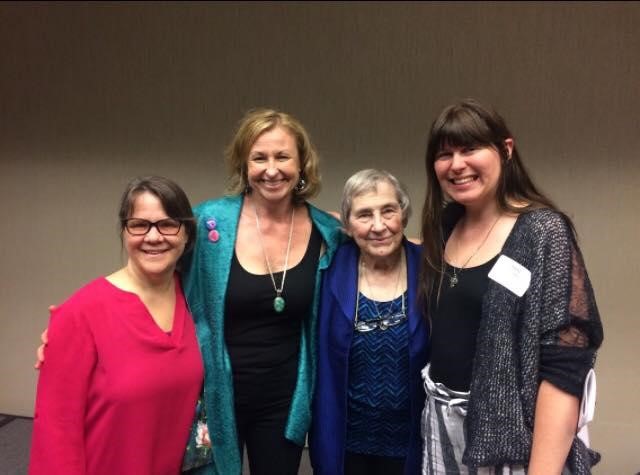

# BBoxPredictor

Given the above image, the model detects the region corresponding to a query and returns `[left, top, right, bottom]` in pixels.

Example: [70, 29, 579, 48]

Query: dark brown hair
[420, 98, 568, 308]
[118, 175, 196, 253]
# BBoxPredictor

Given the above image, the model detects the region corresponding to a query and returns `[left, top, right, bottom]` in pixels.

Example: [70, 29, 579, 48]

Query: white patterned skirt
[420, 364, 527, 475]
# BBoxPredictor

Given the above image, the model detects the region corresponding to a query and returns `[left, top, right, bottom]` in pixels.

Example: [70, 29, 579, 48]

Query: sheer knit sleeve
[538, 214, 604, 397]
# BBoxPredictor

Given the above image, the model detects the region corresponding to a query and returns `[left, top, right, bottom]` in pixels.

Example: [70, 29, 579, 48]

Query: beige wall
[1, 3, 638, 473]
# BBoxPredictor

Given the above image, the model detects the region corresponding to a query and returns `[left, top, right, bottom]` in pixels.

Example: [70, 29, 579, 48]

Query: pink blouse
[29, 277, 204, 475]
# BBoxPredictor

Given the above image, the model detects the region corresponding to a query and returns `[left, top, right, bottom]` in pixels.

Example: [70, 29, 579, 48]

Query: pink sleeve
[29, 304, 97, 475]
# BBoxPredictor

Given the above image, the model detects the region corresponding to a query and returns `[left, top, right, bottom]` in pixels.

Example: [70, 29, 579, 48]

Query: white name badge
[488, 255, 531, 297]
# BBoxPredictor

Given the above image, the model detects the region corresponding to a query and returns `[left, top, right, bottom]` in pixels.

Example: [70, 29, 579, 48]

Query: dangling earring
[295, 177, 306, 193]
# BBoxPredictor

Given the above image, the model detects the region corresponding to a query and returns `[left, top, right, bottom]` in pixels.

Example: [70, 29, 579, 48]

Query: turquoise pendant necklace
[253, 202, 295, 314]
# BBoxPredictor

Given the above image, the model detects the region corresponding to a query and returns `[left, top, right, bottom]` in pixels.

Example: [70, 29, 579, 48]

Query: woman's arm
[528, 211, 602, 474]
[527, 380, 579, 475]
[29, 305, 97, 475]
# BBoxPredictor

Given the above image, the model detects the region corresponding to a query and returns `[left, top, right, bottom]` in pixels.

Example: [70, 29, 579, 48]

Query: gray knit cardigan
[450, 208, 604, 474]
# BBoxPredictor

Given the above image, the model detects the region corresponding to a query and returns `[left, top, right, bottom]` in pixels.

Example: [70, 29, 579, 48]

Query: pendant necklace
[253, 202, 295, 313]
[448, 215, 501, 288]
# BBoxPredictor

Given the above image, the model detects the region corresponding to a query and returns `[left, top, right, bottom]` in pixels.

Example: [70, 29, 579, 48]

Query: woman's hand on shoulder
[34, 306, 56, 369]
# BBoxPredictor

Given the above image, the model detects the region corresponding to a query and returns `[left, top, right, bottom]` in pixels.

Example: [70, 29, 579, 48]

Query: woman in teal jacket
[182, 109, 342, 475]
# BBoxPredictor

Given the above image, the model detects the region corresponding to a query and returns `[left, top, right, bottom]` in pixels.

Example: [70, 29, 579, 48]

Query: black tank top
[225, 225, 322, 406]
[429, 255, 499, 392]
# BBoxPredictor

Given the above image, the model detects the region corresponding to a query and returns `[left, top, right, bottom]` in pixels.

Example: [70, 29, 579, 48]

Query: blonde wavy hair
[225, 108, 321, 203]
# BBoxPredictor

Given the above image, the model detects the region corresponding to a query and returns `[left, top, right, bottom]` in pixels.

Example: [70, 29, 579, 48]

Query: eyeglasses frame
[353, 311, 408, 332]
[353, 290, 407, 333]
[122, 218, 184, 236]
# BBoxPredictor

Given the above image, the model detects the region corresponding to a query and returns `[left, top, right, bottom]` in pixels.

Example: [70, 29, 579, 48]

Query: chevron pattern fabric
[346, 292, 410, 457]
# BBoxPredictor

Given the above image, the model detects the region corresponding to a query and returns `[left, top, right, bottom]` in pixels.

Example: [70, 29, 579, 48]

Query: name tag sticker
[488, 255, 531, 297]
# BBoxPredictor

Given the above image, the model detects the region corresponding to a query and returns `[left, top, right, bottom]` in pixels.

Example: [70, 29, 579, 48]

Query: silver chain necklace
[360, 254, 403, 319]
[448, 215, 501, 288]
[253, 203, 295, 313]
[354, 251, 406, 331]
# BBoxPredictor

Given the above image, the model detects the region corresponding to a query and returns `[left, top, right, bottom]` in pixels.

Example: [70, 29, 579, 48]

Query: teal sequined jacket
[182, 195, 342, 475]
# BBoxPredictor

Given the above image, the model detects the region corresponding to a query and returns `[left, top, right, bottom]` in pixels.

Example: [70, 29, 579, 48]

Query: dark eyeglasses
[123, 218, 183, 236]
[354, 312, 407, 333]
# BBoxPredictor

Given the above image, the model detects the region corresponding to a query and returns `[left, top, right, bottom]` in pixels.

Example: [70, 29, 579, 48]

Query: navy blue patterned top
[346, 291, 410, 457]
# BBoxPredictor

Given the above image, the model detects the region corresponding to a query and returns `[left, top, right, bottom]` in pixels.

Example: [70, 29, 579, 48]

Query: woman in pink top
[29, 176, 205, 475]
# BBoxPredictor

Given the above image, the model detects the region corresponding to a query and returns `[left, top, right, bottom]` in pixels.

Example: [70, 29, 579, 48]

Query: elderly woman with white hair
[310, 169, 430, 475]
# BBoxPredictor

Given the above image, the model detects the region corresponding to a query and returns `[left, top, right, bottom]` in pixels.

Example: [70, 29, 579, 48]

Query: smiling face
[246, 126, 301, 205]
[124, 191, 187, 282]
[433, 141, 511, 210]
[346, 180, 405, 262]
